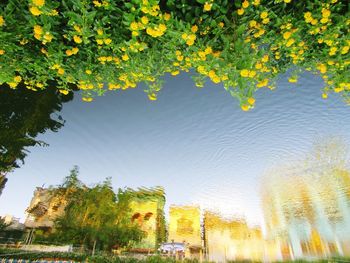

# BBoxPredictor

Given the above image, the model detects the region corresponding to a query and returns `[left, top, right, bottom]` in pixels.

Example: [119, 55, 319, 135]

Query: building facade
[24, 187, 67, 231]
[203, 211, 265, 262]
[168, 205, 202, 259]
[127, 187, 166, 252]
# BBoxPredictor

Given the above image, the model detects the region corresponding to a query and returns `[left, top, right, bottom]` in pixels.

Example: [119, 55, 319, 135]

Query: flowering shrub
[0, 0, 349, 110]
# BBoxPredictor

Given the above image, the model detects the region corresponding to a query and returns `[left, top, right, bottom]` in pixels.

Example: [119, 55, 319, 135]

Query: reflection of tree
[0, 82, 74, 174]
[0, 174, 7, 196]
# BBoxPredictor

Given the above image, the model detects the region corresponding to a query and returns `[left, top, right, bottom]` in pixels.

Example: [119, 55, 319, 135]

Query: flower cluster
[0, 0, 349, 109]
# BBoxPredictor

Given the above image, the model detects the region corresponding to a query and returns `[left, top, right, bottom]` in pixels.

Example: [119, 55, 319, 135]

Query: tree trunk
[92, 239, 97, 256]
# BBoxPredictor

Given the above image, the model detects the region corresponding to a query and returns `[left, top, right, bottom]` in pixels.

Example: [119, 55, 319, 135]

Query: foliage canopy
[0, 0, 349, 110]
[0, 82, 73, 174]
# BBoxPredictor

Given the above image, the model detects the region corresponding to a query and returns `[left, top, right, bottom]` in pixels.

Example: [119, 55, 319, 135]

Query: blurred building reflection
[127, 187, 166, 252]
[168, 205, 202, 259]
[262, 164, 350, 259]
[203, 211, 265, 262]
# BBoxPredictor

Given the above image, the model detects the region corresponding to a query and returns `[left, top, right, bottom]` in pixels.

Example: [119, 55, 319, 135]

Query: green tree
[0, 82, 74, 174]
[51, 171, 144, 252]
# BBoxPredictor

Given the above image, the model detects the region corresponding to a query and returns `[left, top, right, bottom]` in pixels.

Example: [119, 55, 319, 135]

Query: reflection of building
[24, 187, 67, 231]
[128, 187, 166, 252]
[262, 165, 350, 259]
[168, 205, 202, 259]
[203, 211, 264, 262]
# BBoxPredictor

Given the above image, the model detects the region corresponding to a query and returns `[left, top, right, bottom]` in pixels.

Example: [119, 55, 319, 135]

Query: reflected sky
[1, 71, 350, 227]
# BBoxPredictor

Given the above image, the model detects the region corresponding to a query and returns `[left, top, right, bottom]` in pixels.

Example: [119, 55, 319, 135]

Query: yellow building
[204, 211, 265, 262]
[168, 205, 202, 259]
[25, 187, 68, 231]
[128, 187, 166, 252]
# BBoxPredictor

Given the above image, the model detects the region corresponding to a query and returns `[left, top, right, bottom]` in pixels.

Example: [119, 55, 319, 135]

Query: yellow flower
[237, 8, 244, 15]
[33, 25, 43, 35]
[191, 25, 198, 33]
[218, 22, 224, 28]
[248, 97, 255, 105]
[74, 25, 81, 33]
[163, 13, 171, 21]
[256, 78, 268, 88]
[122, 54, 129, 61]
[286, 38, 295, 47]
[283, 31, 291, 39]
[317, 64, 327, 74]
[240, 69, 249, 77]
[85, 70, 92, 75]
[57, 68, 65, 75]
[82, 97, 93, 102]
[0, 49, 5, 55]
[252, 0, 260, 5]
[104, 38, 112, 45]
[159, 23, 167, 32]
[30, 6, 42, 16]
[260, 11, 268, 19]
[262, 55, 269, 63]
[322, 8, 331, 18]
[249, 20, 257, 28]
[241, 105, 250, 111]
[203, 2, 212, 12]
[73, 35, 82, 44]
[59, 90, 69, 95]
[130, 22, 138, 31]
[141, 16, 149, 25]
[148, 93, 157, 101]
[72, 47, 79, 54]
[322, 93, 328, 99]
[284, 0, 291, 3]
[33, 0, 45, 7]
[248, 70, 256, 78]
[341, 46, 349, 54]
[334, 87, 343, 93]
[329, 47, 337, 56]
[0, 16, 4, 26]
[212, 76, 220, 83]
[262, 18, 270, 24]
[66, 49, 73, 56]
[320, 18, 328, 24]
[288, 77, 298, 83]
[132, 31, 139, 37]
[171, 70, 180, 76]
[311, 19, 318, 25]
[242, 1, 249, 8]
[93, 1, 102, 7]
[186, 39, 194, 46]
[8, 82, 18, 88]
[96, 39, 104, 45]
[205, 46, 212, 54]
[14, 76, 22, 83]
[43, 33, 53, 42]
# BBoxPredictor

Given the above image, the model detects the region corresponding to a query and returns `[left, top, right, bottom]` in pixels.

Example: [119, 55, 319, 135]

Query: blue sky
[1, 71, 349, 227]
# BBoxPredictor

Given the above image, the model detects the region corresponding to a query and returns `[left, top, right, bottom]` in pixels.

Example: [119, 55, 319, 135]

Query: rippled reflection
[261, 138, 350, 260]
